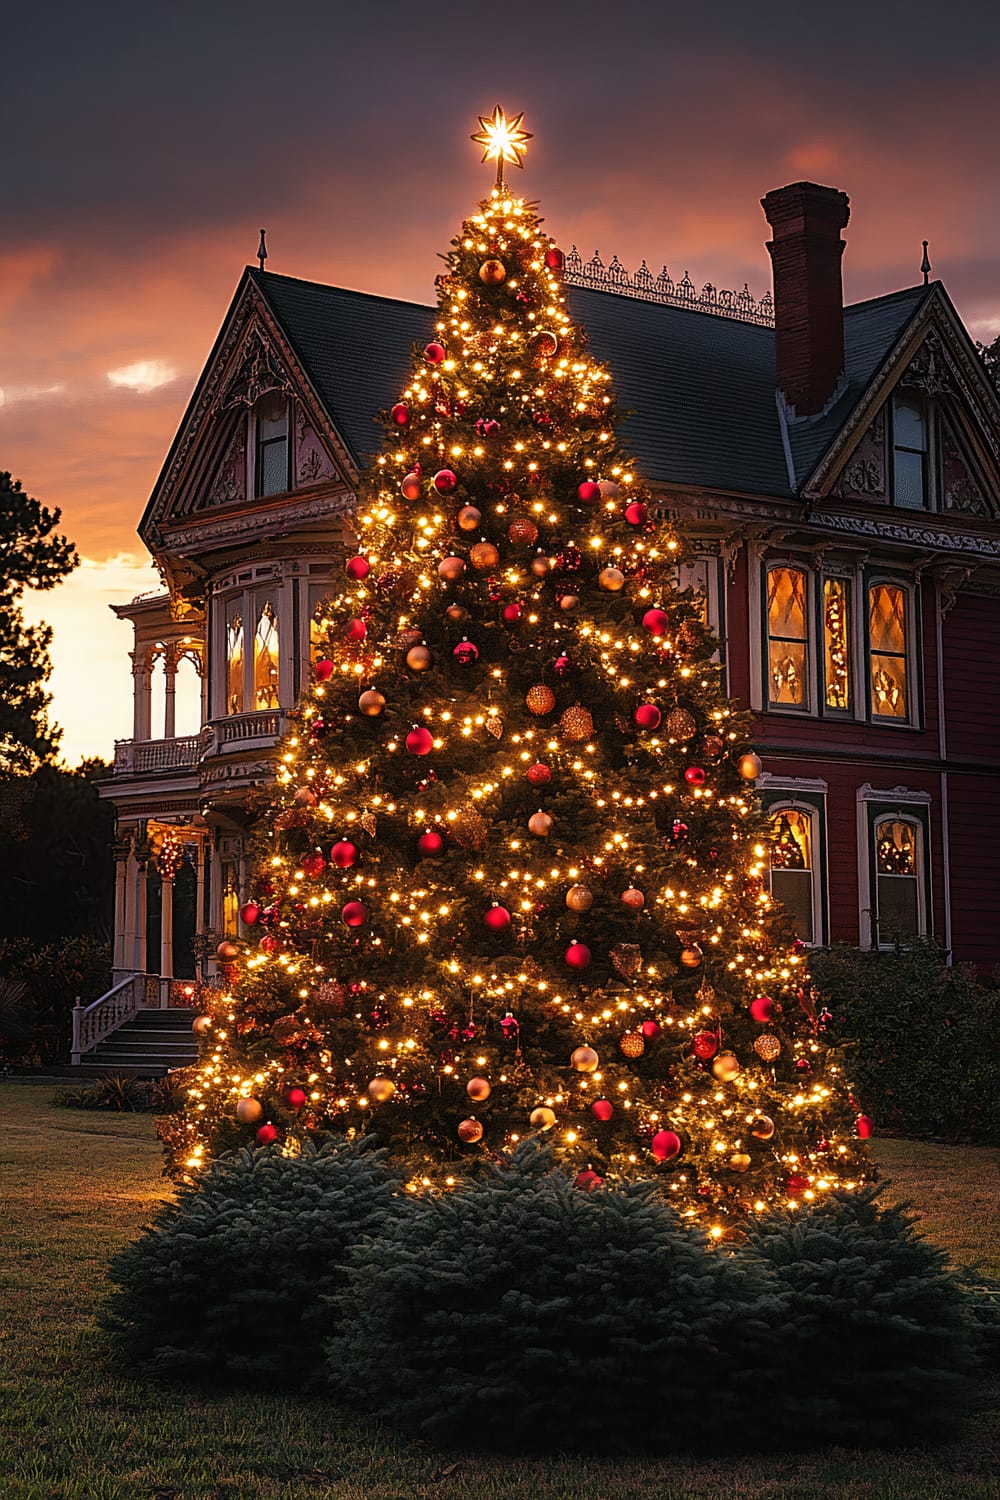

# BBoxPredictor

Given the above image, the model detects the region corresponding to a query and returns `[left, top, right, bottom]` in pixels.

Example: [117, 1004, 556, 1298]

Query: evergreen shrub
[743, 1186, 979, 1446]
[813, 941, 1000, 1143]
[102, 1136, 401, 1383]
[327, 1145, 783, 1451]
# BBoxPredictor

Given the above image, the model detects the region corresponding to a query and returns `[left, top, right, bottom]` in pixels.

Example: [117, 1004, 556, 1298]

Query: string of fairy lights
[166, 111, 870, 1224]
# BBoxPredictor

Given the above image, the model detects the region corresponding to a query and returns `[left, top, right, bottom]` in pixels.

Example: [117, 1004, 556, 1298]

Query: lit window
[766, 566, 808, 708]
[254, 393, 289, 498]
[868, 583, 908, 719]
[822, 578, 851, 711]
[892, 393, 928, 510]
[254, 602, 280, 710]
[875, 818, 921, 941]
[310, 599, 329, 661]
[226, 612, 244, 715]
[768, 808, 815, 943]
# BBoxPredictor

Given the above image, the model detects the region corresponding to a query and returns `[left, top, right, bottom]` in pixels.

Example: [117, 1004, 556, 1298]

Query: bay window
[766, 565, 808, 709]
[868, 582, 909, 720]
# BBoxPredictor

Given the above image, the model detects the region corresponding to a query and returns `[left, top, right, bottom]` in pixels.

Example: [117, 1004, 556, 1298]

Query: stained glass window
[768, 808, 814, 942]
[869, 583, 908, 719]
[823, 578, 851, 710]
[766, 566, 808, 707]
[226, 612, 244, 715]
[254, 601, 280, 710]
[875, 818, 920, 940]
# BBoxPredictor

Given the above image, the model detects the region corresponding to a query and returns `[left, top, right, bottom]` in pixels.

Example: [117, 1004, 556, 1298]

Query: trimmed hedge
[813, 941, 1000, 1143]
[328, 1145, 785, 1451]
[101, 1136, 402, 1383]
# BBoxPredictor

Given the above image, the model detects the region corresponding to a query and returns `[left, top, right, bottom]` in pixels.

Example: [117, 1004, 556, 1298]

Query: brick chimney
[762, 182, 850, 417]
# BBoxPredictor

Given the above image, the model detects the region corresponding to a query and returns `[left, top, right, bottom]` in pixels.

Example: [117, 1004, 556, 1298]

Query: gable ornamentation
[835, 409, 886, 500]
[221, 325, 293, 409]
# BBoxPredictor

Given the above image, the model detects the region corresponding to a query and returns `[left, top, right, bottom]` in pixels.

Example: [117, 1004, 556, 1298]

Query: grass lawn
[1, 1083, 998, 1500]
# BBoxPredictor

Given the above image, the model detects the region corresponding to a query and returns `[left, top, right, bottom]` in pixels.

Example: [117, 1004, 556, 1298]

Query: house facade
[97, 178, 1000, 1027]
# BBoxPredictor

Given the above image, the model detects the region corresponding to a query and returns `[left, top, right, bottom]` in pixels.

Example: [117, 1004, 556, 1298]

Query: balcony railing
[113, 735, 201, 776]
[216, 710, 282, 745]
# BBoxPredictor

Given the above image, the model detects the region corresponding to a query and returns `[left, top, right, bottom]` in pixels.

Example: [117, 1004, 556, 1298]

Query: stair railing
[71, 974, 145, 1064]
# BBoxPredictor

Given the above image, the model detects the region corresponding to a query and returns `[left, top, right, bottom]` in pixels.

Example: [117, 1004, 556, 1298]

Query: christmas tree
[166, 110, 870, 1227]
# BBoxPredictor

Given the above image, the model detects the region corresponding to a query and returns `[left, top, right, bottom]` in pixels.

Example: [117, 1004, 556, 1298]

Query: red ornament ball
[544, 246, 565, 271]
[390, 402, 409, 426]
[433, 468, 457, 494]
[341, 901, 367, 927]
[501, 602, 522, 625]
[634, 703, 662, 731]
[527, 762, 551, 786]
[405, 726, 434, 756]
[453, 639, 479, 666]
[640, 1020, 661, 1040]
[424, 341, 446, 364]
[642, 608, 669, 636]
[484, 905, 512, 932]
[857, 1113, 874, 1139]
[400, 471, 421, 501]
[330, 840, 358, 869]
[684, 766, 706, 787]
[575, 1169, 603, 1191]
[624, 501, 648, 526]
[259, 934, 280, 955]
[347, 617, 367, 642]
[576, 480, 602, 504]
[591, 1098, 614, 1122]
[692, 1030, 719, 1060]
[750, 995, 775, 1023]
[786, 1173, 810, 1196]
[417, 829, 445, 858]
[301, 851, 327, 878]
[652, 1130, 682, 1162]
[239, 901, 260, 926]
[565, 942, 592, 971]
[346, 555, 370, 581]
[314, 658, 335, 682]
[256, 1123, 279, 1146]
[285, 1086, 307, 1110]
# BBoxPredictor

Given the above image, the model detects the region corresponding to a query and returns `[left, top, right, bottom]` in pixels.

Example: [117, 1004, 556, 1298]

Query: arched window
[875, 817, 922, 942]
[766, 565, 808, 708]
[822, 577, 852, 711]
[868, 582, 909, 720]
[226, 612, 244, 715]
[768, 807, 815, 943]
[254, 601, 280, 710]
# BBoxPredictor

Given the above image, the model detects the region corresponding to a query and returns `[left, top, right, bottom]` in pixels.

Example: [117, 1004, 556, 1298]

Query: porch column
[194, 839, 207, 979]
[112, 838, 130, 973]
[199, 650, 209, 725]
[130, 651, 152, 741]
[160, 875, 175, 984]
[163, 647, 178, 739]
[122, 844, 138, 975]
[134, 863, 148, 974]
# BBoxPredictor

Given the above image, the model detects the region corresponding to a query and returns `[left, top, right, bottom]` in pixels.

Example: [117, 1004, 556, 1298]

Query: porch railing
[71, 975, 208, 1062]
[113, 735, 201, 776]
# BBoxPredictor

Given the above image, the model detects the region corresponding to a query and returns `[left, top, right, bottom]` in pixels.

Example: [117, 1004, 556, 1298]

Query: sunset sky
[6, 0, 999, 764]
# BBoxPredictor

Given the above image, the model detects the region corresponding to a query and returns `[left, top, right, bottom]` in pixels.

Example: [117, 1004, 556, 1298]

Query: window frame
[760, 779, 829, 946]
[762, 560, 812, 715]
[250, 393, 292, 500]
[890, 390, 931, 511]
[856, 786, 932, 950]
[864, 571, 921, 729]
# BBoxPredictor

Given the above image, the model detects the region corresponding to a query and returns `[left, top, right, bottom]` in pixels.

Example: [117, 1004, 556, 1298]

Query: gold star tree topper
[471, 105, 533, 188]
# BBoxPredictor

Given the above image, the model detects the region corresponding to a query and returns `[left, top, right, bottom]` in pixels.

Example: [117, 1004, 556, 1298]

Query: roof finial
[257, 229, 268, 272]
[920, 240, 931, 286]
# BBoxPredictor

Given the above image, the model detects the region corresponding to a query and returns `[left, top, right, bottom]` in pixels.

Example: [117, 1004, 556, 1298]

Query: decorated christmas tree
[165, 110, 870, 1227]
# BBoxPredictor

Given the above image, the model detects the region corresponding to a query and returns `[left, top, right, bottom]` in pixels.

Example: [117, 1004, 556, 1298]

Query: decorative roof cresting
[564, 247, 774, 327]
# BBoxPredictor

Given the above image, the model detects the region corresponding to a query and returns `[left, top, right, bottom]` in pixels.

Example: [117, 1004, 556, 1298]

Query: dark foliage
[54, 1074, 183, 1113]
[328, 1143, 784, 1451]
[813, 941, 1000, 1143]
[0, 934, 110, 1065]
[101, 1137, 403, 1384]
[977, 333, 1000, 397]
[744, 1187, 980, 1446]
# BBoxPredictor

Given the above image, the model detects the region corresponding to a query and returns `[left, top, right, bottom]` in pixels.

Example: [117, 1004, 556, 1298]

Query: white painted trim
[934, 581, 953, 960]
[764, 796, 826, 947]
[758, 773, 829, 794]
[856, 784, 932, 949]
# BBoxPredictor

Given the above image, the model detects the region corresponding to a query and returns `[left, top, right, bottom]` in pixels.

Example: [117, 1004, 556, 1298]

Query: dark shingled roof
[252, 268, 933, 500]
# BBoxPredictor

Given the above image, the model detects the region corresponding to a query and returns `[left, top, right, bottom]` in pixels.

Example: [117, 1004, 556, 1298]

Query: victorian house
[78, 179, 1000, 1067]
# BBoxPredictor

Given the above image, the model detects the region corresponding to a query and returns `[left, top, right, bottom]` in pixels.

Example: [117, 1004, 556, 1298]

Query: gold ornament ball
[729, 1152, 752, 1173]
[679, 946, 703, 968]
[217, 940, 240, 962]
[466, 1077, 492, 1102]
[508, 518, 538, 547]
[712, 1052, 741, 1082]
[528, 810, 553, 837]
[619, 1032, 646, 1059]
[451, 808, 488, 849]
[406, 644, 432, 672]
[458, 1117, 485, 1143]
[526, 684, 557, 716]
[598, 566, 626, 592]
[665, 708, 698, 741]
[751, 1115, 775, 1140]
[560, 705, 594, 742]
[293, 785, 318, 807]
[457, 505, 482, 531]
[530, 553, 552, 577]
[438, 555, 466, 582]
[358, 689, 386, 716]
[566, 884, 594, 912]
[400, 471, 421, 501]
[704, 734, 725, 759]
[738, 751, 763, 781]
[754, 1034, 781, 1062]
[571, 1045, 599, 1072]
[530, 1105, 557, 1130]
[621, 887, 645, 910]
[444, 603, 469, 624]
[236, 1096, 263, 1125]
[559, 593, 580, 612]
[191, 1013, 212, 1037]
[367, 1076, 396, 1104]
[479, 258, 507, 285]
[470, 541, 500, 570]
